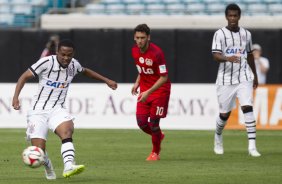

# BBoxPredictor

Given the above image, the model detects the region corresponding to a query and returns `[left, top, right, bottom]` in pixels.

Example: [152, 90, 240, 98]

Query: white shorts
[26, 107, 74, 141]
[216, 81, 253, 113]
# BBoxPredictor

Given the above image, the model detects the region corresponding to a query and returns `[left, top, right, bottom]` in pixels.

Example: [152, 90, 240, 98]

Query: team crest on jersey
[242, 35, 246, 41]
[139, 57, 145, 64]
[145, 58, 153, 66]
[46, 80, 69, 88]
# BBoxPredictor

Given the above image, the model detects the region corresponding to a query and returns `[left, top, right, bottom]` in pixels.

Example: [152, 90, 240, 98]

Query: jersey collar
[53, 56, 68, 71]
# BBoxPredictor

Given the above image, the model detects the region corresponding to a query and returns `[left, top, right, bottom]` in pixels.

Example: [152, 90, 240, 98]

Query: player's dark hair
[134, 24, 150, 35]
[225, 3, 241, 16]
[58, 39, 75, 50]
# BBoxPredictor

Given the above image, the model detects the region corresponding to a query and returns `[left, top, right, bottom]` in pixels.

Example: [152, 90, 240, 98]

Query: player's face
[226, 10, 240, 30]
[57, 46, 74, 68]
[134, 31, 150, 52]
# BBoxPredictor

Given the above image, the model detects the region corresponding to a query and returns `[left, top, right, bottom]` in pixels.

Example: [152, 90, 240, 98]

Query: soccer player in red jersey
[131, 24, 171, 161]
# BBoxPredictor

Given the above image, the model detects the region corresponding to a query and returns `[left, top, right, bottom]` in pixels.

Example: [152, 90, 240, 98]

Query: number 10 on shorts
[156, 106, 164, 116]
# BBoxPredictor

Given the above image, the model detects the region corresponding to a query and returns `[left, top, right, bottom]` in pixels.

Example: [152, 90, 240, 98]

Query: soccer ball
[22, 146, 45, 168]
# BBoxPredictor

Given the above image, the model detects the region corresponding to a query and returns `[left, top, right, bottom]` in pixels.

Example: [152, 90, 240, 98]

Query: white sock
[43, 151, 52, 169]
[61, 142, 75, 170]
[215, 116, 227, 135]
[244, 112, 257, 150]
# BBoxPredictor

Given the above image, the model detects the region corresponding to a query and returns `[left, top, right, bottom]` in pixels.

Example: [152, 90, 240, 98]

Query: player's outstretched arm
[82, 67, 117, 90]
[12, 70, 34, 110]
[131, 74, 140, 96]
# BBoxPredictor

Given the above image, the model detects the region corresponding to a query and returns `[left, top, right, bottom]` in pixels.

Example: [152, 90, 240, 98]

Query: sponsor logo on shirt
[225, 48, 246, 55]
[46, 80, 69, 88]
[136, 65, 154, 74]
[159, 65, 167, 73]
[139, 57, 145, 64]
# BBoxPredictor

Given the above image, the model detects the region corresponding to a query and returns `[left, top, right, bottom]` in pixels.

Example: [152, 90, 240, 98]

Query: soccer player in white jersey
[12, 39, 118, 179]
[211, 4, 261, 157]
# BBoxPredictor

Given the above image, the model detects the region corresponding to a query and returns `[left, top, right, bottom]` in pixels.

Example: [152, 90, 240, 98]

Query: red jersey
[132, 42, 171, 96]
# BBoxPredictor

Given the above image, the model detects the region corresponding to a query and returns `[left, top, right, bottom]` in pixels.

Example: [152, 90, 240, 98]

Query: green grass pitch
[0, 129, 281, 184]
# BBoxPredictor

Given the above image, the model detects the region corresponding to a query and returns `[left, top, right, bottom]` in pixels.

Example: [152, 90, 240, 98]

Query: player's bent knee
[136, 115, 149, 129]
[149, 118, 160, 124]
[241, 106, 253, 113]
[149, 118, 160, 132]
[219, 113, 229, 121]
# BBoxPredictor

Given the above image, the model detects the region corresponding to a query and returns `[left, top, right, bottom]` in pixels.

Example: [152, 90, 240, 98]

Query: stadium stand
[0, 0, 50, 27]
[84, 0, 282, 16]
[1, 0, 282, 28]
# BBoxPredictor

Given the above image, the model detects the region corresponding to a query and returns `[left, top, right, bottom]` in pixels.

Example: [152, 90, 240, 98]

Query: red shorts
[136, 94, 170, 119]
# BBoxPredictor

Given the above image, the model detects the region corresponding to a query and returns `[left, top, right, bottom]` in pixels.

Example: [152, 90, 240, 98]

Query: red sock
[151, 130, 161, 154]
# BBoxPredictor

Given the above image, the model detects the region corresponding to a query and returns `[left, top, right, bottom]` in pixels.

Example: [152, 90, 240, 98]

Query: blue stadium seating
[2, 0, 282, 28]
[84, 0, 282, 16]
[0, 0, 60, 28]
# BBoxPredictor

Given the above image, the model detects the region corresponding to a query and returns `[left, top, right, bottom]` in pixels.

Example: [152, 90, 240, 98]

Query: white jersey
[212, 27, 254, 85]
[29, 55, 84, 110]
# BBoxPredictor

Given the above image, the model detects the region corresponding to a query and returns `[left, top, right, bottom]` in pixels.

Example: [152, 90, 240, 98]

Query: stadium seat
[122, 0, 142, 4]
[182, 0, 203, 4]
[166, 3, 186, 15]
[221, 0, 242, 3]
[206, 3, 225, 14]
[0, 13, 14, 25]
[247, 3, 268, 15]
[126, 3, 146, 15]
[105, 4, 126, 14]
[11, 4, 32, 14]
[142, 0, 162, 5]
[30, 0, 48, 6]
[268, 4, 282, 15]
[236, 3, 247, 13]
[11, 0, 29, 4]
[162, 0, 181, 4]
[263, 0, 282, 3]
[85, 4, 106, 14]
[146, 4, 166, 15]
[202, 0, 223, 3]
[242, 0, 262, 4]
[0, 4, 10, 13]
[185, 3, 206, 15]
[101, 0, 121, 4]
[0, 0, 9, 3]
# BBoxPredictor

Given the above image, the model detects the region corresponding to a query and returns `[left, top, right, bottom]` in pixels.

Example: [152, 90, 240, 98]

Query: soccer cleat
[248, 149, 261, 157]
[63, 164, 85, 178]
[146, 152, 160, 161]
[44, 160, 56, 180]
[214, 134, 224, 155]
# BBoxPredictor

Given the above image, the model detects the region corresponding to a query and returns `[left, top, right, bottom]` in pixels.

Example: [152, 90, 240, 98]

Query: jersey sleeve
[73, 60, 84, 75]
[246, 31, 253, 53]
[156, 50, 168, 75]
[212, 30, 223, 53]
[29, 57, 50, 77]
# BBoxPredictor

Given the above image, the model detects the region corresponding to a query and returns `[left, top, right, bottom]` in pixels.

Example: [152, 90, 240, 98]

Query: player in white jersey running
[12, 39, 118, 179]
[211, 3, 261, 157]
